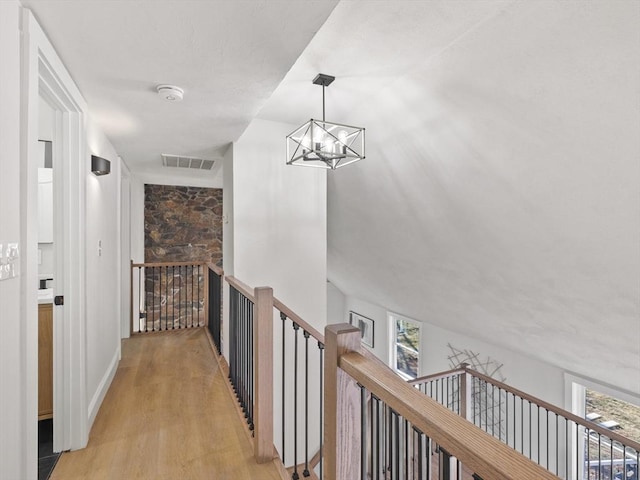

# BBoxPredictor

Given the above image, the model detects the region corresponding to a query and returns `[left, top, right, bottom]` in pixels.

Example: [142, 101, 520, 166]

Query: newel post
[254, 286, 274, 463]
[324, 323, 362, 480]
[459, 363, 472, 421]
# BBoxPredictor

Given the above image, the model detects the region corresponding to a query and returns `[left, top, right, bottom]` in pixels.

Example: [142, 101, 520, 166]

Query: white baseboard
[87, 348, 119, 429]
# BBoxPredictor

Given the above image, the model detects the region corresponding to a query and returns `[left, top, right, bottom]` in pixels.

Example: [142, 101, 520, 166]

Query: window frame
[388, 312, 421, 380]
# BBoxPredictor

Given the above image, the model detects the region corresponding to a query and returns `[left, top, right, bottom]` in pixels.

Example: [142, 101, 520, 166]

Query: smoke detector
[156, 85, 184, 102]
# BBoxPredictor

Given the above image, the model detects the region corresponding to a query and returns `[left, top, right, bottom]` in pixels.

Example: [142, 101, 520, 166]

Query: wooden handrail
[409, 366, 466, 386]
[463, 367, 640, 452]
[225, 275, 256, 303]
[339, 351, 560, 480]
[273, 297, 324, 343]
[131, 261, 207, 268]
[206, 263, 223, 277]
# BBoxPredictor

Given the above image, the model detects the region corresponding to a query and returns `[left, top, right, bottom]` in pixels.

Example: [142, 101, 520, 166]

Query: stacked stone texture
[144, 184, 222, 266]
[143, 185, 222, 329]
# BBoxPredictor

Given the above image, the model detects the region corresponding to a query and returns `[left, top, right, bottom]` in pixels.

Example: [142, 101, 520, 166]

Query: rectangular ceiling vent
[161, 154, 215, 171]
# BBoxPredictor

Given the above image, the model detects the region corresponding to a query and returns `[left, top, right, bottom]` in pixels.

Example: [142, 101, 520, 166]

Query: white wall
[0, 9, 124, 476]
[339, 289, 564, 407]
[341, 294, 389, 363]
[230, 118, 327, 466]
[0, 1, 31, 478]
[232, 118, 327, 332]
[85, 118, 122, 426]
[327, 280, 345, 324]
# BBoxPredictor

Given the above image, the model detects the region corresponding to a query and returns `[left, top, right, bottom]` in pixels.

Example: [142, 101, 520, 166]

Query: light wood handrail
[273, 297, 324, 343]
[206, 263, 224, 277]
[339, 351, 560, 480]
[409, 366, 466, 385]
[131, 261, 208, 268]
[225, 275, 256, 303]
[463, 367, 640, 452]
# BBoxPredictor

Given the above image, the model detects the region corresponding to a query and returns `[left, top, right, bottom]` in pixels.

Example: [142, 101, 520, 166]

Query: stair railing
[411, 366, 640, 479]
[325, 324, 561, 480]
[130, 261, 208, 333]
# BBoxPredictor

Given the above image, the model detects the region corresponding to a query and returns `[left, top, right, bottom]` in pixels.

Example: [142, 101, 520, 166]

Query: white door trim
[22, 8, 89, 452]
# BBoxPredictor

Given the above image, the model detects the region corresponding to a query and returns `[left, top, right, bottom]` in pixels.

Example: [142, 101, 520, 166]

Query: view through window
[584, 389, 640, 480]
[390, 313, 420, 379]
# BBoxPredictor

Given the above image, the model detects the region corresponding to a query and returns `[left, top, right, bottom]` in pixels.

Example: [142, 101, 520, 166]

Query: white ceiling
[22, 0, 339, 172]
[23, 0, 640, 393]
[260, 0, 640, 393]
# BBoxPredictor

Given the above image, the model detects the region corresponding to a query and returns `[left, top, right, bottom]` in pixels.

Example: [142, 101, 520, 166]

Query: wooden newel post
[324, 323, 362, 480]
[254, 286, 274, 463]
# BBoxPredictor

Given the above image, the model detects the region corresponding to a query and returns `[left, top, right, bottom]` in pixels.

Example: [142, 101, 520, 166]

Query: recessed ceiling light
[156, 84, 184, 102]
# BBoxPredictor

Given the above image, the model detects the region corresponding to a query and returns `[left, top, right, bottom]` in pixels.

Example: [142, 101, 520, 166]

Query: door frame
[118, 160, 132, 338]
[22, 9, 89, 452]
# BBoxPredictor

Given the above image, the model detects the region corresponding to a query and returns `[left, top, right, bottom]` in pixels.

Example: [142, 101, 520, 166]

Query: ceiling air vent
[161, 154, 215, 171]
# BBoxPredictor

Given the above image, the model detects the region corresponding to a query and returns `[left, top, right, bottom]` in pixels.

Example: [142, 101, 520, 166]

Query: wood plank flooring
[51, 328, 281, 480]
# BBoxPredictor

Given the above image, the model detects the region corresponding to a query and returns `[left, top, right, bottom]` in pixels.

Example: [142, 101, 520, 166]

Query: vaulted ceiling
[24, 0, 639, 393]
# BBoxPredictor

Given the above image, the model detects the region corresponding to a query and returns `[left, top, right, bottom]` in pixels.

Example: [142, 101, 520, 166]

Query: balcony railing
[411, 366, 640, 480]
[136, 265, 637, 480]
[131, 261, 222, 334]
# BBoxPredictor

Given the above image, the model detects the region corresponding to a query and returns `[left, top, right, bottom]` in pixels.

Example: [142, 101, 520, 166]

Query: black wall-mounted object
[91, 155, 111, 176]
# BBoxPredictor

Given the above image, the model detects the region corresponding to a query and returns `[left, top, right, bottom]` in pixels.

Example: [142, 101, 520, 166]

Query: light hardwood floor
[51, 328, 281, 480]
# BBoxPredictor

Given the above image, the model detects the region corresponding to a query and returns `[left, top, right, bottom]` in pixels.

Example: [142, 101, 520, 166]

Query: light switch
[0, 242, 19, 280]
[98, 240, 102, 257]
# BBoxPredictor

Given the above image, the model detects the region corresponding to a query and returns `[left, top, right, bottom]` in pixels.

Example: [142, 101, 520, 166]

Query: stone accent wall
[144, 184, 223, 267]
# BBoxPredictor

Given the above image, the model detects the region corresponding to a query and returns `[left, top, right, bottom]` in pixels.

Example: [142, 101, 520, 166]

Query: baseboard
[87, 348, 119, 429]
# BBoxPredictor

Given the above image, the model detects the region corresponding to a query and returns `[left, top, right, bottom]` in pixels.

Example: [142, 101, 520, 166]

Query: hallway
[51, 329, 281, 479]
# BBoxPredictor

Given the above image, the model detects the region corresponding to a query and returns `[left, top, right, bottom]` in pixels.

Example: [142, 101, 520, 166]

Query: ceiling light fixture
[156, 84, 184, 102]
[286, 74, 365, 170]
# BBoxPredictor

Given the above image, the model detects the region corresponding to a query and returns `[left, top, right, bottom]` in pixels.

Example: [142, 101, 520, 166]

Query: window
[389, 313, 420, 379]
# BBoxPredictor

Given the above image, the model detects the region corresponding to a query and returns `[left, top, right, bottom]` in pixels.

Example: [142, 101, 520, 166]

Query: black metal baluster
[370, 391, 374, 480]
[280, 312, 286, 465]
[360, 384, 367, 480]
[292, 322, 300, 480]
[576, 421, 579, 480]
[318, 341, 324, 480]
[303, 330, 310, 477]
[404, 418, 409, 479]
[191, 265, 195, 328]
[537, 405, 540, 463]
[197, 265, 201, 326]
[241, 294, 246, 417]
[142, 267, 147, 332]
[529, 401, 532, 459]
[598, 432, 601, 480]
[565, 418, 569, 479]
[249, 295, 254, 431]
[609, 438, 614, 480]
[513, 392, 516, 450]
[171, 265, 174, 329]
[414, 427, 423, 480]
[394, 411, 399, 480]
[485, 382, 490, 431]
[164, 266, 167, 330]
[520, 397, 524, 454]
[492, 385, 495, 437]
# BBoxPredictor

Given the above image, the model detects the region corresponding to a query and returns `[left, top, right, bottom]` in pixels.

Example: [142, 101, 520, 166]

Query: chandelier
[286, 74, 365, 170]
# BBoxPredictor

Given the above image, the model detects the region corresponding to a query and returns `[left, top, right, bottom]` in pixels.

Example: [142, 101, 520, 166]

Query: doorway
[23, 10, 90, 471]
